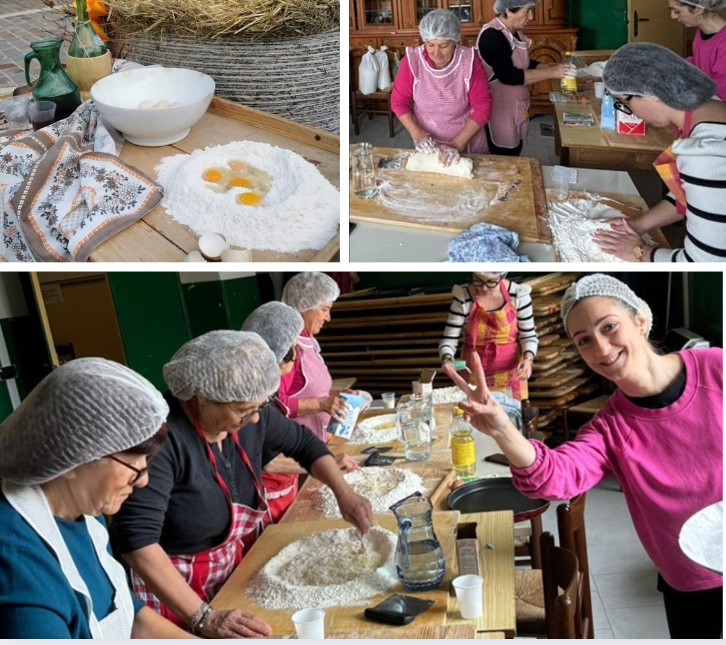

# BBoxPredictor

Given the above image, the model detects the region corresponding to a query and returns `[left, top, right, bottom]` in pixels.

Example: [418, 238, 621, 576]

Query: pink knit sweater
[512, 348, 723, 591]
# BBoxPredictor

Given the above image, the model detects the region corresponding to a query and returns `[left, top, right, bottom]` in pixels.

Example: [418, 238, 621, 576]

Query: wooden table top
[350, 146, 550, 244]
[554, 94, 676, 154]
[89, 97, 340, 262]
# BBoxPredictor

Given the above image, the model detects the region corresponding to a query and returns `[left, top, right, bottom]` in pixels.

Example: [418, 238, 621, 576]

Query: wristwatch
[632, 245, 645, 261]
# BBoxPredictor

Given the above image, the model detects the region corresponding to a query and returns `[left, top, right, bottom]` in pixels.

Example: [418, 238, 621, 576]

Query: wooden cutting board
[350, 147, 549, 242]
[211, 512, 461, 636]
[281, 456, 456, 523]
[328, 624, 478, 638]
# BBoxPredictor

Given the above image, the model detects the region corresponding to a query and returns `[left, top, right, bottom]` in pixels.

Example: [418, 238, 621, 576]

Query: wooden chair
[350, 47, 396, 138]
[540, 532, 583, 639]
[515, 494, 593, 638]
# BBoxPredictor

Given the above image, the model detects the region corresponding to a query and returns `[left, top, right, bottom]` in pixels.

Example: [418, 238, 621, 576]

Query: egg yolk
[228, 177, 253, 189]
[237, 192, 262, 206]
[228, 160, 246, 172]
[202, 168, 223, 183]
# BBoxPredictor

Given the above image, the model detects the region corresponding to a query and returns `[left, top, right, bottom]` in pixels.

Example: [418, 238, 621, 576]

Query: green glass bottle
[66, 0, 112, 100]
[68, 0, 108, 59]
[24, 37, 81, 121]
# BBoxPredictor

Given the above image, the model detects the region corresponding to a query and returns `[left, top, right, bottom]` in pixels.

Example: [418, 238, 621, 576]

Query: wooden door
[628, 0, 685, 55]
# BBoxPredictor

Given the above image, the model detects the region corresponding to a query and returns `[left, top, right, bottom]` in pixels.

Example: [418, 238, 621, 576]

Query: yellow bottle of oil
[560, 51, 578, 96]
[451, 408, 476, 481]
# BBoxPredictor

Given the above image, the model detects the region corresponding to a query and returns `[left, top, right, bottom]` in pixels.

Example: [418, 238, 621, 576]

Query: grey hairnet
[473, 271, 508, 279]
[281, 272, 340, 313]
[494, 0, 539, 14]
[241, 302, 303, 364]
[0, 358, 169, 485]
[163, 330, 280, 402]
[561, 274, 653, 337]
[603, 43, 716, 110]
[418, 9, 461, 42]
[677, 0, 726, 10]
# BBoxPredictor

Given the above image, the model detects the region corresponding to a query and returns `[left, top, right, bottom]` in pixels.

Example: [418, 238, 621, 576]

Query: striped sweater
[438, 281, 539, 361]
[653, 121, 726, 262]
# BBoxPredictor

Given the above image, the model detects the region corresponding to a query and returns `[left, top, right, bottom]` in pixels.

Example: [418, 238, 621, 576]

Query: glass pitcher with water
[390, 492, 445, 592]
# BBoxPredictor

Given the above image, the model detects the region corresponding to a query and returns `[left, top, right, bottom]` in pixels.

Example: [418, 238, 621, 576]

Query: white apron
[3, 480, 135, 639]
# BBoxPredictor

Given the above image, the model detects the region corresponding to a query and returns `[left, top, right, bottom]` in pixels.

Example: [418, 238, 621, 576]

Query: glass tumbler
[351, 142, 377, 199]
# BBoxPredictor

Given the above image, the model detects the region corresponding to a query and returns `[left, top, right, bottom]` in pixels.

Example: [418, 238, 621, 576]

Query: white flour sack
[155, 141, 339, 253]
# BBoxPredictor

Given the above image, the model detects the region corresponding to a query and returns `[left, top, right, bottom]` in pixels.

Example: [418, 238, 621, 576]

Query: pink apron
[462, 281, 527, 400]
[406, 44, 489, 153]
[132, 422, 269, 627]
[290, 333, 333, 442]
[476, 18, 531, 149]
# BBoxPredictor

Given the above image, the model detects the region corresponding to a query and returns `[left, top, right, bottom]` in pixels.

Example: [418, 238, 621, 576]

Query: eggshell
[221, 248, 252, 263]
[184, 250, 205, 262]
[198, 233, 228, 261]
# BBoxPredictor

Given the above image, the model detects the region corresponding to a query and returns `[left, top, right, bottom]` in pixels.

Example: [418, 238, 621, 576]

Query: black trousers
[657, 573, 723, 638]
[484, 124, 523, 157]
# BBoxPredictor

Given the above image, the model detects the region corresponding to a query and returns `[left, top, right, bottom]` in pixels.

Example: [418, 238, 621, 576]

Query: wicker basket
[109, 29, 339, 132]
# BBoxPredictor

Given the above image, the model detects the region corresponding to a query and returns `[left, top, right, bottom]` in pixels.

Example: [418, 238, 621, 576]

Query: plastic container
[451, 409, 476, 481]
[600, 91, 616, 131]
[326, 392, 367, 439]
[560, 51, 578, 96]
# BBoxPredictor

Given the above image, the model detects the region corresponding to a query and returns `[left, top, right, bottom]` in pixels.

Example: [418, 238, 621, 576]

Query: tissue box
[616, 111, 646, 136]
[455, 522, 481, 576]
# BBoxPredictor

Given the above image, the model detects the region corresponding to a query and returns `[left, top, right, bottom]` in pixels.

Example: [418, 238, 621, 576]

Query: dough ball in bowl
[91, 67, 215, 147]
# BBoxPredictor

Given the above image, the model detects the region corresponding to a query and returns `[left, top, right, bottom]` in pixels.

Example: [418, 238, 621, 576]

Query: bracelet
[189, 601, 212, 634]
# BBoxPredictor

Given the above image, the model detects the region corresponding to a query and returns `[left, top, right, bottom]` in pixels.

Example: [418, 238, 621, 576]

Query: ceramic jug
[390, 492, 445, 592]
[25, 37, 81, 121]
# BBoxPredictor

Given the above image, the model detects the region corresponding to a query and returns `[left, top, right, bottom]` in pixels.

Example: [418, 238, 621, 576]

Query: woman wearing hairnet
[111, 330, 373, 638]
[445, 274, 723, 638]
[439, 272, 538, 400]
[476, 0, 572, 156]
[594, 43, 726, 262]
[390, 9, 492, 166]
[278, 272, 350, 443]
[0, 359, 194, 638]
[242, 302, 359, 523]
[668, 0, 726, 100]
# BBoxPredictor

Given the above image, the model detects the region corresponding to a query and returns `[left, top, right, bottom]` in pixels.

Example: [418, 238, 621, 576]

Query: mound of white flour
[314, 466, 424, 517]
[155, 141, 339, 253]
[248, 526, 398, 609]
[349, 413, 400, 444]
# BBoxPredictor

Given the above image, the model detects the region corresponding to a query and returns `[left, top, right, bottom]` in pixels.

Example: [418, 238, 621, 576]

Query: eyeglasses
[228, 395, 275, 426]
[609, 92, 635, 116]
[106, 455, 148, 485]
[471, 276, 502, 289]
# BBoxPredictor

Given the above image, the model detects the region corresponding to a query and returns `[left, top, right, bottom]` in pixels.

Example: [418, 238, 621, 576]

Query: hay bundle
[105, 0, 339, 38]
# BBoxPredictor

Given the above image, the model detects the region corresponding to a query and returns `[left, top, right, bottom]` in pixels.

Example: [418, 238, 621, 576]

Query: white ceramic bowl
[91, 67, 215, 146]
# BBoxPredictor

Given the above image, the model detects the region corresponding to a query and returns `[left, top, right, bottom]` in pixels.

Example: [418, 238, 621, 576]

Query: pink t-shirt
[690, 27, 726, 101]
[391, 48, 492, 127]
[512, 348, 723, 592]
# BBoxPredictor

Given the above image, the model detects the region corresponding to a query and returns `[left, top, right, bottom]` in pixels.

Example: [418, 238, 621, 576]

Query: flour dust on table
[248, 526, 398, 609]
[156, 141, 339, 253]
[313, 466, 424, 517]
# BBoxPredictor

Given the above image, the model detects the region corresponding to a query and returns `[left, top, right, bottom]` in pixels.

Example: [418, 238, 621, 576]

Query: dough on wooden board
[406, 152, 474, 178]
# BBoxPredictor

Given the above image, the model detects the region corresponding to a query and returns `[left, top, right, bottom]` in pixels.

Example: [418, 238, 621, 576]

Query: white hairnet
[163, 330, 280, 402]
[677, 0, 726, 9]
[494, 0, 539, 14]
[561, 274, 653, 337]
[473, 271, 508, 279]
[419, 9, 461, 42]
[0, 358, 169, 485]
[241, 302, 303, 364]
[603, 43, 716, 110]
[281, 272, 340, 313]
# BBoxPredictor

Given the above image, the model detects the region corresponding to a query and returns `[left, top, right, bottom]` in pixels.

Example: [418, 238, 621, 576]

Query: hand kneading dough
[406, 152, 474, 179]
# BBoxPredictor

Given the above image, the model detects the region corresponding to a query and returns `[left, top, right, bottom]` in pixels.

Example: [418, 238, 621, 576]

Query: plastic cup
[292, 608, 325, 639]
[28, 100, 56, 131]
[3, 96, 31, 130]
[452, 574, 483, 619]
[381, 392, 396, 409]
[553, 175, 569, 200]
[594, 81, 605, 99]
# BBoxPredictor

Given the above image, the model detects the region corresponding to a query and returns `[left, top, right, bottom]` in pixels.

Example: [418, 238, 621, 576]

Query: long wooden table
[554, 93, 676, 171]
[89, 97, 340, 261]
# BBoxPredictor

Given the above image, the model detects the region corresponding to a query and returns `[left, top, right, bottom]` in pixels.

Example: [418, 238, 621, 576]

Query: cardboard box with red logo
[616, 111, 646, 136]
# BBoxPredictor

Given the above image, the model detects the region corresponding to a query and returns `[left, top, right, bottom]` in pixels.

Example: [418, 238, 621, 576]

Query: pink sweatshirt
[391, 48, 492, 127]
[512, 348, 723, 592]
[689, 28, 726, 101]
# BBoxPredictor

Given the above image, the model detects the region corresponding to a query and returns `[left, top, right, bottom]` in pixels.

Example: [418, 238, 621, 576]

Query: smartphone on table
[364, 594, 435, 625]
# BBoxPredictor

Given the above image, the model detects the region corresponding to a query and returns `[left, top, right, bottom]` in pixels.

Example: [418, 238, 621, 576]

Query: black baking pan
[447, 478, 550, 522]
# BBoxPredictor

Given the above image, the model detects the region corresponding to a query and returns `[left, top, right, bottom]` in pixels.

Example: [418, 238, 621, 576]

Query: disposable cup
[452, 574, 483, 619]
[553, 175, 569, 200]
[4, 96, 31, 130]
[292, 608, 325, 639]
[594, 82, 605, 99]
[381, 392, 396, 408]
